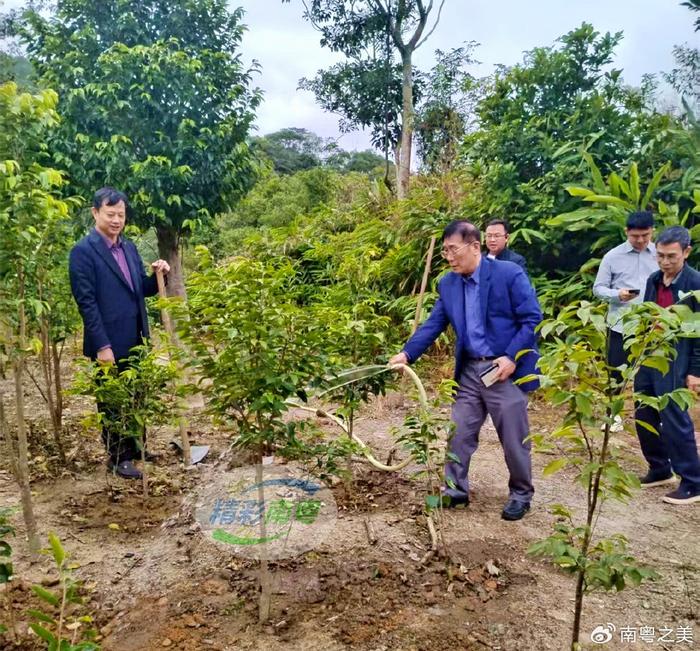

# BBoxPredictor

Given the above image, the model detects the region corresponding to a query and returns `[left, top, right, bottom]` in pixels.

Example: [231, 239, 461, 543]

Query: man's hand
[494, 355, 516, 381]
[97, 347, 115, 365]
[687, 374, 700, 392]
[151, 259, 170, 274]
[389, 352, 409, 366]
[618, 288, 636, 302]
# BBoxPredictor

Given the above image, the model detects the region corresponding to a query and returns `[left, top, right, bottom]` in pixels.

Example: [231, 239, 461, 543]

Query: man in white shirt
[593, 211, 658, 428]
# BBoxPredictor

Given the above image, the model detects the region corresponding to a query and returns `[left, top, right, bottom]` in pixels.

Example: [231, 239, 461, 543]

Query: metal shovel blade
[170, 439, 210, 464]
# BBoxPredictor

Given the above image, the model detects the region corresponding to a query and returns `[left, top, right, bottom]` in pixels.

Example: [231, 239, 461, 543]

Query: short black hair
[486, 218, 510, 234]
[93, 187, 129, 210]
[656, 225, 691, 250]
[443, 220, 480, 243]
[626, 210, 654, 230]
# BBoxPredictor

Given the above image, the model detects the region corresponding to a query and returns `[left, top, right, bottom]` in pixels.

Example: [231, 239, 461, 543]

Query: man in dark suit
[635, 226, 700, 505]
[484, 219, 528, 273]
[390, 220, 542, 520]
[69, 187, 170, 479]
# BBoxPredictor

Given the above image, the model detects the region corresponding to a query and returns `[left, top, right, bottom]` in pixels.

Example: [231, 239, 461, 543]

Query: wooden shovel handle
[155, 268, 172, 335]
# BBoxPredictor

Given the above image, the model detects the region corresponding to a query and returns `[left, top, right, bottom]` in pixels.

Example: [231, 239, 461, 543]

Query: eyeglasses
[485, 233, 506, 240]
[440, 241, 477, 258]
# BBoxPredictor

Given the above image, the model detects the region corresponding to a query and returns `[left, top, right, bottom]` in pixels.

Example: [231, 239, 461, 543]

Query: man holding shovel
[69, 187, 170, 479]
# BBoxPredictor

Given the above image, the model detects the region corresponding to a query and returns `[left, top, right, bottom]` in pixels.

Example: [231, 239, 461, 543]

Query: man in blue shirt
[593, 211, 658, 399]
[390, 221, 542, 520]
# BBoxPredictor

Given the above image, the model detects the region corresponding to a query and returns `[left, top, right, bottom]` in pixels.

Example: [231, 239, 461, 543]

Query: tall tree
[19, 0, 261, 296]
[461, 24, 673, 274]
[416, 44, 477, 174]
[285, 0, 445, 198]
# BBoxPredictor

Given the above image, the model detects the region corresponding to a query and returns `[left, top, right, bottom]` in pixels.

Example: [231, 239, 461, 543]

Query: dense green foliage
[461, 24, 686, 274]
[19, 0, 261, 295]
[529, 296, 700, 647]
[71, 344, 182, 456]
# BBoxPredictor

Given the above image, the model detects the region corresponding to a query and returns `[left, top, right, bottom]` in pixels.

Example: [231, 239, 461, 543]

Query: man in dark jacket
[69, 187, 170, 479]
[484, 219, 527, 273]
[635, 226, 700, 504]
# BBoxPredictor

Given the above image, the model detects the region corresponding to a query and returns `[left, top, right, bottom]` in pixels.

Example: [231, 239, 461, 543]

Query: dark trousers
[97, 343, 146, 464]
[607, 329, 628, 390]
[445, 360, 534, 503]
[635, 368, 700, 491]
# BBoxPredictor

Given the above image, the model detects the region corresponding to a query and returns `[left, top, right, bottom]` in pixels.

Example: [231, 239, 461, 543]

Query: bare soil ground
[0, 351, 698, 651]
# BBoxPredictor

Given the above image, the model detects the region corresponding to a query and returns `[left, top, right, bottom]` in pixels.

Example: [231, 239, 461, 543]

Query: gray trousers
[445, 360, 534, 503]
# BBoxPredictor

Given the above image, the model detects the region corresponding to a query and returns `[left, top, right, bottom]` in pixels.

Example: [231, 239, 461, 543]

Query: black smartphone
[629, 288, 640, 296]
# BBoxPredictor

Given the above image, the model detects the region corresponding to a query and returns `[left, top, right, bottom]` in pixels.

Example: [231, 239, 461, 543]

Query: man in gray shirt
[593, 211, 658, 420]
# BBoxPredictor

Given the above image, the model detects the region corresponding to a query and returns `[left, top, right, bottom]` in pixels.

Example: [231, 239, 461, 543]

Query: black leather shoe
[107, 460, 143, 480]
[501, 499, 530, 521]
[441, 493, 469, 509]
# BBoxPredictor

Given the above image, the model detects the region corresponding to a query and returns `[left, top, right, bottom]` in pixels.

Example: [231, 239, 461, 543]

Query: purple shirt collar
[95, 228, 134, 291]
[96, 229, 122, 249]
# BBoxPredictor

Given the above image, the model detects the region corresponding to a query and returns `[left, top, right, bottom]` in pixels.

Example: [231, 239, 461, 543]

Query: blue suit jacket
[403, 257, 542, 392]
[69, 229, 158, 361]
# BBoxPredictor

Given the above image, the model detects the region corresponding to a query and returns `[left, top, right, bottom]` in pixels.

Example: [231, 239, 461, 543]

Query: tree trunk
[256, 453, 272, 623]
[397, 51, 414, 199]
[40, 321, 65, 463]
[14, 270, 40, 555]
[14, 360, 41, 556]
[52, 341, 63, 438]
[156, 225, 186, 298]
[0, 389, 18, 481]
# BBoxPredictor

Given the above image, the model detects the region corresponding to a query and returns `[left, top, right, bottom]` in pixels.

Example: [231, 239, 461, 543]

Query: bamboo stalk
[412, 236, 436, 334]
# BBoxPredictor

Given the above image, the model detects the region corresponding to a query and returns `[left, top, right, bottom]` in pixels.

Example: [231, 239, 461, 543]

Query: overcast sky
[3, 0, 697, 151]
[235, 0, 697, 151]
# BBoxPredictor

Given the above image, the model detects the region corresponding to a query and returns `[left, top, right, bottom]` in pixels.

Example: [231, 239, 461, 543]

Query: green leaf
[583, 152, 606, 194]
[582, 194, 630, 207]
[543, 458, 568, 477]
[565, 185, 594, 197]
[32, 585, 60, 607]
[48, 533, 65, 568]
[640, 162, 671, 209]
[628, 163, 640, 204]
[27, 608, 57, 624]
[29, 622, 56, 643]
[640, 356, 669, 374]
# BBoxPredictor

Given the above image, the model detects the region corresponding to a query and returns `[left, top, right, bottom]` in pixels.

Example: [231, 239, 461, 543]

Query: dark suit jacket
[496, 247, 527, 273]
[642, 264, 700, 381]
[69, 229, 158, 361]
[403, 257, 542, 391]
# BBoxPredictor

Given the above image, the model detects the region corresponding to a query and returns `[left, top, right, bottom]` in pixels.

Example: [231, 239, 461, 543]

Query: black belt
[466, 355, 498, 362]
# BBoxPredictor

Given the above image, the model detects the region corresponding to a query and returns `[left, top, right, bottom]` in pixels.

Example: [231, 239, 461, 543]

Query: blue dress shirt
[463, 262, 494, 357]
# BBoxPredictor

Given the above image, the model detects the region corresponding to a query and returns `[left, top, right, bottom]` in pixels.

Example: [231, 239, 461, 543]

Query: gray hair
[656, 225, 691, 250]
